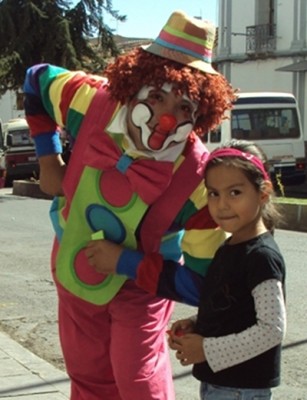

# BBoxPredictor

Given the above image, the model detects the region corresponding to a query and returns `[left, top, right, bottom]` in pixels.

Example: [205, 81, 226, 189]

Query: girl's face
[206, 164, 268, 244]
[126, 84, 199, 152]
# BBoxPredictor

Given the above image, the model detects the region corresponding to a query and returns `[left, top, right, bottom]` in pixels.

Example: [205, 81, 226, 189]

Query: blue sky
[103, 0, 218, 39]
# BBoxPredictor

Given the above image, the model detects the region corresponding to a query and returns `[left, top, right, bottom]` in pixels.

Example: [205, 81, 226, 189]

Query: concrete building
[0, 91, 25, 123]
[215, 0, 307, 142]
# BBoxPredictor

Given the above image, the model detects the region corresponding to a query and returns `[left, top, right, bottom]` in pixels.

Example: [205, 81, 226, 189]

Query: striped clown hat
[143, 10, 218, 74]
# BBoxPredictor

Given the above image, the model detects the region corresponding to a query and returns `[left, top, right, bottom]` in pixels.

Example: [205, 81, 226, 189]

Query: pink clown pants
[55, 277, 175, 400]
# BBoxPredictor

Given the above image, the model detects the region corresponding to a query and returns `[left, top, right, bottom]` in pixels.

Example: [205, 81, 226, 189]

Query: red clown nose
[159, 114, 177, 132]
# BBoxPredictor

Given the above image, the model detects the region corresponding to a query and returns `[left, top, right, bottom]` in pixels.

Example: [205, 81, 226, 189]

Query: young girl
[168, 139, 286, 399]
[86, 139, 286, 399]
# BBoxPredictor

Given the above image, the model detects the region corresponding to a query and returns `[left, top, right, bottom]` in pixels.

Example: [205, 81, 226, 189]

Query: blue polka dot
[86, 204, 126, 243]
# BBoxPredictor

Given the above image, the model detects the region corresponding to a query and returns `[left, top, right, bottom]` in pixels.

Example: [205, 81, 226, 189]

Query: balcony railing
[246, 24, 276, 54]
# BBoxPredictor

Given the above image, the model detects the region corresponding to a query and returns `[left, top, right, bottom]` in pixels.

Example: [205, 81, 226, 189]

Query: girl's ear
[260, 180, 273, 203]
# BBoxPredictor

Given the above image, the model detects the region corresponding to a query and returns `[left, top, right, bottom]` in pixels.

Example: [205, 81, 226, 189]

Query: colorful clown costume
[24, 63, 225, 400]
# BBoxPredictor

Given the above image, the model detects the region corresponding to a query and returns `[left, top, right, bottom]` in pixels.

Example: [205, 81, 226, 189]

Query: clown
[24, 10, 236, 400]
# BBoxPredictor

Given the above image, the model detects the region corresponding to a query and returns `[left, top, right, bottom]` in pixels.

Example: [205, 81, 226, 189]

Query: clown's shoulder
[24, 64, 109, 142]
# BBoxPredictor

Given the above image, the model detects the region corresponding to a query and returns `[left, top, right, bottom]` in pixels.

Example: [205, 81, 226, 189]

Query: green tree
[0, 0, 126, 95]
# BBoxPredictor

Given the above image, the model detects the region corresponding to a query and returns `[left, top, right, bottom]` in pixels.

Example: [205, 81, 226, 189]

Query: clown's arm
[86, 239, 203, 306]
[86, 201, 226, 306]
[23, 63, 106, 195]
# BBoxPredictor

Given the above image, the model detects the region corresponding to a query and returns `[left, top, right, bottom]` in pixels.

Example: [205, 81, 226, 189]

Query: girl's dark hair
[103, 48, 237, 136]
[205, 139, 283, 232]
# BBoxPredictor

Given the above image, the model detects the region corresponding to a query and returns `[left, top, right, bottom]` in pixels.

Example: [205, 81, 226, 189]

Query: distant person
[91, 139, 286, 400]
[23, 10, 236, 400]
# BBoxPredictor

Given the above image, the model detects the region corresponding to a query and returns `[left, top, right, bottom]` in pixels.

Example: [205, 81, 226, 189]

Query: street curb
[11, 180, 307, 233]
[277, 202, 307, 232]
[12, 180, 53, 200]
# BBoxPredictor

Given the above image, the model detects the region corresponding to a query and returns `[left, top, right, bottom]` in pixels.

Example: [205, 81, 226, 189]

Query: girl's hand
[168, 318, 195, 344]
[85, 240, 123, 274]
[171, 333, 206, 366]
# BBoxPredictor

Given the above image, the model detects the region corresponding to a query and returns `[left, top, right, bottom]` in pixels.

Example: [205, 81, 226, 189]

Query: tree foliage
[0, 0, 126, 95]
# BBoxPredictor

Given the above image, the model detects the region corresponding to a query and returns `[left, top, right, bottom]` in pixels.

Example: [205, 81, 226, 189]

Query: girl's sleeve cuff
[116, 249, 143, 279]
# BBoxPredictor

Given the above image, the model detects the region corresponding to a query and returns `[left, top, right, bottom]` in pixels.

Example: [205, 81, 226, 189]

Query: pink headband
[205, 148, 270, 180]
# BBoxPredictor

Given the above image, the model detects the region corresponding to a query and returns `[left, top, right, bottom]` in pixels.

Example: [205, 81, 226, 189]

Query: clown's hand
[85, 239, 124, 274]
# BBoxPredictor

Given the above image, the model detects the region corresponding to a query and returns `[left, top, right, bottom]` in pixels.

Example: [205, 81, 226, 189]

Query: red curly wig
[103, 48, 237, 136]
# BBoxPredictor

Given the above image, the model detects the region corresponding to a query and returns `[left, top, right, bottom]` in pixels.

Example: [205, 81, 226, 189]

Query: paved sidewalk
[0, 331, 69, 399]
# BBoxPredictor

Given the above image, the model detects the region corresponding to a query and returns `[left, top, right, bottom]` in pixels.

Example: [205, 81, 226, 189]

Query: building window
[246, 0, 276, 54]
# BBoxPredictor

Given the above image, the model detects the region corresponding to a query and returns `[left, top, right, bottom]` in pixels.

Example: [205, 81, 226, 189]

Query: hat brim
[142, 43, 218, 75]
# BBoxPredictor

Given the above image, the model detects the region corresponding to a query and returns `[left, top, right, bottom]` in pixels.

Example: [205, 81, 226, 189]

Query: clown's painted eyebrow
[136, 85, 154, 100]
[136, 83, 198, 113]
[136, 84, 177, 100]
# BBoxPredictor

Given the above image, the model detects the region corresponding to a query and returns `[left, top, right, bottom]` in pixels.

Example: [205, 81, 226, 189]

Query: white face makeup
[128, 84, 199, 152]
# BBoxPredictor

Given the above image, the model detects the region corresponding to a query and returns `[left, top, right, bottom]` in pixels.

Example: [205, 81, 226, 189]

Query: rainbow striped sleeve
[24, 63, 106, 157]
[116, 181, 226, 306]
[117, 249, 204, 306]
[177, 181, 226, 276]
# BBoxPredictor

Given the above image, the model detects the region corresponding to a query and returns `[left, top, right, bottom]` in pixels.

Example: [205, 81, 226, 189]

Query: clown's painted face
[126, 83, 199, 152]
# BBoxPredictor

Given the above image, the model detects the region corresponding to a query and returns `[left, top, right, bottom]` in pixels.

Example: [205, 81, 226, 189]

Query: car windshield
[9, 129, 34, 147]
[231, 108, 300, 140]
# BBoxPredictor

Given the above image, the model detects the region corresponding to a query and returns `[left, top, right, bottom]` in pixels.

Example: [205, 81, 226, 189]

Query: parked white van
[0, 118, 39, 187]
[203, 92, 306, 187]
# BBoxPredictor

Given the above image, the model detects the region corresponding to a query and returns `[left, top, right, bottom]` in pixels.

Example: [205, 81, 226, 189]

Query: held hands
[85, 239, 124, 274]
[167, 318, 206, 366]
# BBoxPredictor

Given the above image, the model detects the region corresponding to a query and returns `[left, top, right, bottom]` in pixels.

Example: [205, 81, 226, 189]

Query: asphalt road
[0, 189, 307, 399]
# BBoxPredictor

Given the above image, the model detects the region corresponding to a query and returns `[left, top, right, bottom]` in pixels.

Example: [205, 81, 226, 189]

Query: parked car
[0, 118, 39, 187]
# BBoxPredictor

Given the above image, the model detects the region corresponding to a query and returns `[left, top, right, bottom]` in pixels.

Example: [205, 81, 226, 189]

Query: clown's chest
[61, 164, 152, 250]
[52, 131, 175, 304]
[64, 129, 174, 247]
